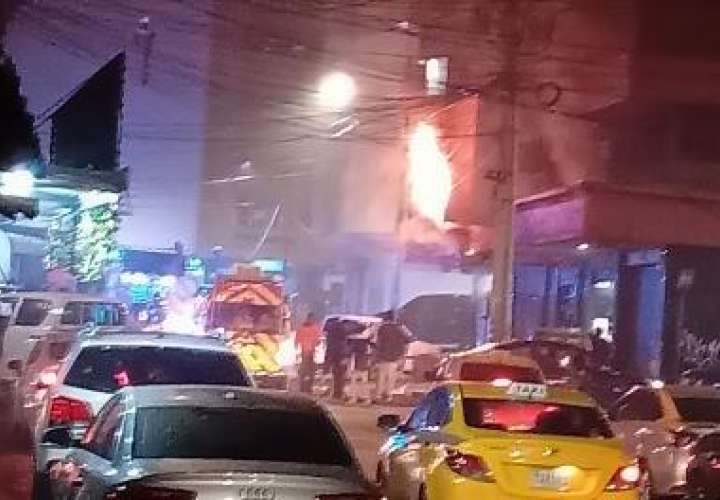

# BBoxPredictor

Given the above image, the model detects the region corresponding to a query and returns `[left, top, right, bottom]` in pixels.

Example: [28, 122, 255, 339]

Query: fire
[408, 122, 452, 227]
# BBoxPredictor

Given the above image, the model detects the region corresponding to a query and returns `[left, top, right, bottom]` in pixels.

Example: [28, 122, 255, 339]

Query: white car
[43, 385, 377, 500]
[32, 331, 252, 489]
[609, 383, 720, 498]
[436, 348, 545, 383]
[0, 292, 127, 381]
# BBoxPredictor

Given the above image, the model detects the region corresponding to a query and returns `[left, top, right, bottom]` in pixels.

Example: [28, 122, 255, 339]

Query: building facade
[415, 0, 720, 376]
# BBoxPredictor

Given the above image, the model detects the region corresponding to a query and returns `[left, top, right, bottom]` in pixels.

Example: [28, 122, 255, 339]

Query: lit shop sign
[252, 259, 285, 274]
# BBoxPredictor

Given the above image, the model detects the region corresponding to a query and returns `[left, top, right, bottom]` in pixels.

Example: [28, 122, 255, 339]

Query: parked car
[0, 292, 127, 382]
[436, 348, 545, 384]
[0, 357, 24, 438]
[377, 380, 644, 500]
[14, 332, 75, 428]
[32, 330, 252, 491]
[609, 383, 720, 498]
[43, 385, 377, 500]
[533, 327, 593, 351]
[686, 431, 720, 500]
[492, 339, 587, 384]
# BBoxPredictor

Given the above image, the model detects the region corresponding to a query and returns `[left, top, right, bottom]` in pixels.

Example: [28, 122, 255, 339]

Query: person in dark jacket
[346, 324, 372, 404]
[374, 311, 412, 403]
[324, 318, 350, 400]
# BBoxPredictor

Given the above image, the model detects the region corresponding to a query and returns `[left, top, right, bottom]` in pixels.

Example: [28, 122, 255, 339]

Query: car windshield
[674, 397, 720, 423]
[459, 362, 542, 383]
[463, 398, 613, 438]
[64, 346, 250, 393]
[497, 343, 586, 380]
[207, 303, 279, 333]
[60, 302, 126, 326]
[133, 406, 353, 466]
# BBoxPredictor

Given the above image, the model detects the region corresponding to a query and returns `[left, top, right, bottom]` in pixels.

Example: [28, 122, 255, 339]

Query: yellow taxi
[376, 380, 646, 500]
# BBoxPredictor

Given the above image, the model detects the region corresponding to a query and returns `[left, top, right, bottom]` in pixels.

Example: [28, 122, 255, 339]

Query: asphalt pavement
[0, 402, 407, 499]
[328, 403, 409, 478]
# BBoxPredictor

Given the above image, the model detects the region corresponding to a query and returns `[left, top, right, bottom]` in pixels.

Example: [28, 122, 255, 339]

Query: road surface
[0, 402, 408, 499]
[328, 404, 409, 478]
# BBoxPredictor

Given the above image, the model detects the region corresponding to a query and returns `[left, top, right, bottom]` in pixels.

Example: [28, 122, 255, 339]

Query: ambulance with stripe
[205, 266, 291, 388]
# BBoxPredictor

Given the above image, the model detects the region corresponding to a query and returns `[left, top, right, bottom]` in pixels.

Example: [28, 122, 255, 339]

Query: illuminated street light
[317, 71, 356, 110]
[0, 167, 35, 197]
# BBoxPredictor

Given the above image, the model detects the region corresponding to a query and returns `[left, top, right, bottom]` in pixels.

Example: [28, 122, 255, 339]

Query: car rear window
[133, 407, 353, 466]
[463, 398, 612, 438]
[674, 397, 720, 423]
[61, 302, 126, 326]
[459, 363, 543, 383]
[15, 299, 51, 326]
[64, 346, 250, 393]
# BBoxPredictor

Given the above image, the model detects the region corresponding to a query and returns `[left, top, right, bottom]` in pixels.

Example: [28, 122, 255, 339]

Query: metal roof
[79, 331, 230, 351]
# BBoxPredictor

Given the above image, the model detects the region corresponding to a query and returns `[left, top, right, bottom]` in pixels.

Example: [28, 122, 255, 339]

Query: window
[15, 299, 51, 326]
[84, 400, 124, 460]
[462, 398, 612, 438]
[674, 397, 720, 424]
[64, 346, 250, 393]
[426, 388, 453, 428]
[458, 362, 543, 383]
[406, 399, 431, 431]
[613, 389, 663, 421]
[0, 298, 18, 317]
[133, 407, 353, 466]
[61, 302, 126, 326]
[425, 56, 448, 95]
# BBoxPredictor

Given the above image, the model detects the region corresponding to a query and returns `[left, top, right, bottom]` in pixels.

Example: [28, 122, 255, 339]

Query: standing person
[295, 313, 321, 394]
[374, 312, 412, 404]
[346, 324, 372, 404]
[324, 318, 350, 401]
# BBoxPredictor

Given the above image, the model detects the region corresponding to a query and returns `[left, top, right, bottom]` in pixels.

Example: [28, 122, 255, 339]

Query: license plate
[530, 468, 570, 490]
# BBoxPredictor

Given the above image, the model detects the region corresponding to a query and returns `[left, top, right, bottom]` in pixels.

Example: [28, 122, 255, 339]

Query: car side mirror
[377, 414, 401, 430]
[7, 359, 22, 376]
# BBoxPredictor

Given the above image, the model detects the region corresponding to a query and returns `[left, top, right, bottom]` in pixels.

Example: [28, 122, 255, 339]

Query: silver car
[44, 385, 378, 500]
[32, 331, 252, 488]
[609, 383, 720, 497]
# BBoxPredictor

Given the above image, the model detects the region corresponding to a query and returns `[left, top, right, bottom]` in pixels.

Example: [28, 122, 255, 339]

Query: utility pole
[489, 0, 519, 342]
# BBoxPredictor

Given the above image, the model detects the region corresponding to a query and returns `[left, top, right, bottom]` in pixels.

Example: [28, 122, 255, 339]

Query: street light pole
[489, 0, 519, 343]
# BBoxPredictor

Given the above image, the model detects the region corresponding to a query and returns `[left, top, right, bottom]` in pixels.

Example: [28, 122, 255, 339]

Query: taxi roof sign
[507, 382, 548, 400]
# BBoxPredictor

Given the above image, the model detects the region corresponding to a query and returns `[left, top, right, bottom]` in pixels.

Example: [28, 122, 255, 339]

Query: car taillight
[48, 396, 93, 426]
[445, 448, 494, 482]
[672, 429, 698, 448]
[106, 484, 197, 500]
[605, 463, 642, 491]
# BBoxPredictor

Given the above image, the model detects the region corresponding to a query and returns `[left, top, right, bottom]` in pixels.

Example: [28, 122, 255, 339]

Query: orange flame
[408, 122, 452, 227]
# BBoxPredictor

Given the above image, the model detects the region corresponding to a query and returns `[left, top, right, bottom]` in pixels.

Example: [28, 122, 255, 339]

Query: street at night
[0, 404, 405, 500]
[4, 0, 720, 499]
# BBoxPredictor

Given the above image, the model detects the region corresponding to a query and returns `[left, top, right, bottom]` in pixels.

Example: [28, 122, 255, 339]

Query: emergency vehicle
[205, 265, 291, 388]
